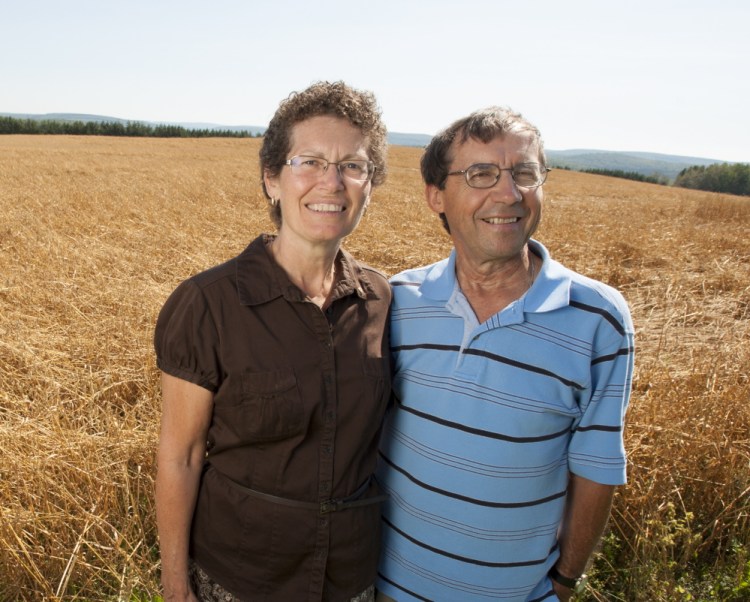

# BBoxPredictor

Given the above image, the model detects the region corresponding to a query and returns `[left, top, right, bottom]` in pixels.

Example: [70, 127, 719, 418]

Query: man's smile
[482, 216, 520, 225]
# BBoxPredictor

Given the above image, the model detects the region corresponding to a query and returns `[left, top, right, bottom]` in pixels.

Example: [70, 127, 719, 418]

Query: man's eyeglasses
[444, 162, 550, 189]
[284, 155, 375, 182]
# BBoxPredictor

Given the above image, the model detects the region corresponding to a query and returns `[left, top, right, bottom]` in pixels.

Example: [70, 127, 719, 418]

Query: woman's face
[264, 115, 372, 251]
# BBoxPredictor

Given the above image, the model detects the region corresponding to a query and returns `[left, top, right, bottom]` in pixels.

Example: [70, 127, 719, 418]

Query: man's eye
[470, 168, 496, 180]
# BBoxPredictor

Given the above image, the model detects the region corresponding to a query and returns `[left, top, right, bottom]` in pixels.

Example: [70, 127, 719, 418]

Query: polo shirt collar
[420, 252, 457, 301]
[419, 239, 572, 314]
[525, 239, 571, 313]
[236, 234, 378, 306]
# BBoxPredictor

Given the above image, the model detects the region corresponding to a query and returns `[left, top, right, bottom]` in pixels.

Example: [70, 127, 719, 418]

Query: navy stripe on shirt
[382, 517, 554, 568]
[569, 299, 626, 335]
[395, 398, 572, 443]
[392, 343, 586, 390]
[379, 453, 567, 509]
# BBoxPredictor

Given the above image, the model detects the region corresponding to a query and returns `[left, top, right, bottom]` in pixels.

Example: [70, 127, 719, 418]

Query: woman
[154, 81, 391, 602]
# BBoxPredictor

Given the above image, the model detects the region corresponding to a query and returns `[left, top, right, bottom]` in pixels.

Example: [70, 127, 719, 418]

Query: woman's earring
[270, 197, 279, 207]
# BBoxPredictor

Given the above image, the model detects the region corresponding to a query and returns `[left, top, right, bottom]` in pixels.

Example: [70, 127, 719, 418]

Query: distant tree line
[0, 116, 260, 138]
[552, 163, 749, 196]
[674, 163, 750, 196]
[581, 168, 668, 185]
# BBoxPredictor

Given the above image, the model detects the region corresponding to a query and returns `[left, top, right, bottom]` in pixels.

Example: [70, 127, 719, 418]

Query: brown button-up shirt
[155, 235, 391, 601]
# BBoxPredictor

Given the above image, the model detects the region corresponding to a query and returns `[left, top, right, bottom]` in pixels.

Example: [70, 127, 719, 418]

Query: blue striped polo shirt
[376, 240, 634, 601]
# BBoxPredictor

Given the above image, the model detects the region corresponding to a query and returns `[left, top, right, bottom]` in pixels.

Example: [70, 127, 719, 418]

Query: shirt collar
[524, 239, 571, 313]
[236, 234, 378, 306]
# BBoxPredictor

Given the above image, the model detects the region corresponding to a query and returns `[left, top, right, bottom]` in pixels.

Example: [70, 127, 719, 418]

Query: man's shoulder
[388, 261, 446, 307]
[390, 265, 428, 285]
[566, 267, 629, 308]
[389, 258, 448, 287]
[558, 263, 633, 332]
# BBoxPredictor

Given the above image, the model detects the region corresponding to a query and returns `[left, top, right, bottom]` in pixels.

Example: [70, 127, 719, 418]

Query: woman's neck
[267, 234, 339, 308]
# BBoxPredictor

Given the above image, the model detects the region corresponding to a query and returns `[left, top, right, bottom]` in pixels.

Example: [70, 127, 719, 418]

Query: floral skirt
[189, 560, 375, 602]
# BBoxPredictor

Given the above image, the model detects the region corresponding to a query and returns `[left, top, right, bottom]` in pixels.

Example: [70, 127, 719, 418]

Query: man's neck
[455, 249, 538, 324]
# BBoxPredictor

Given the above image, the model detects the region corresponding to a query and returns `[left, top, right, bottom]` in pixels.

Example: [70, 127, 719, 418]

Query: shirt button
[320, 482, 331, 493]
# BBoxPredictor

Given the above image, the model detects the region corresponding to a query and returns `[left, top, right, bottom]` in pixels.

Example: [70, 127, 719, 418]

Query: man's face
[426, 131, 543, 271]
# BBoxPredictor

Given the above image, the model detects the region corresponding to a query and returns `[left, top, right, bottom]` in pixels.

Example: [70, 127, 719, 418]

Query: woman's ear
[264, 169, 281, 201]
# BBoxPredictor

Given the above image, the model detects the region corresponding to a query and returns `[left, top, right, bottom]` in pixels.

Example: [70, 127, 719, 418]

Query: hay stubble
[1, 136, 748, 599]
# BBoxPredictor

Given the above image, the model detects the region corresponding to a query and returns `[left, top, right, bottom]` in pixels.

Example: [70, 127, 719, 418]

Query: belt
[226, 473, 388, 515]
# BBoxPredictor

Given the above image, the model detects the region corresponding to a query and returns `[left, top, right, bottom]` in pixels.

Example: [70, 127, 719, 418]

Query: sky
[1, 0, 748, 162]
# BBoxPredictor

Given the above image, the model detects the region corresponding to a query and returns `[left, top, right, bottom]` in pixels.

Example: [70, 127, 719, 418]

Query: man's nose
[490, 170, 523, 204]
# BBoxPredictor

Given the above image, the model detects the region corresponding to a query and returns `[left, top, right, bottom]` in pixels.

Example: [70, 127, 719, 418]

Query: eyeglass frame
[283, 154, 376, 182]
[443, 162, 551, 189]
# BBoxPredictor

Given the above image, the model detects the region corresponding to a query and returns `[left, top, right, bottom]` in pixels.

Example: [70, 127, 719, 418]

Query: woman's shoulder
[340, 250, 391, 301]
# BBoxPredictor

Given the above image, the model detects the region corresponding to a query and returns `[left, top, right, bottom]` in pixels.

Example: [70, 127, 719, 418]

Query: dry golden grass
[1, 136, 748, 600]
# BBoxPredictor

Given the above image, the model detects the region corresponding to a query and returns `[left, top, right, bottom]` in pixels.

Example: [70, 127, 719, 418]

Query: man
[375, 107, 634, 602]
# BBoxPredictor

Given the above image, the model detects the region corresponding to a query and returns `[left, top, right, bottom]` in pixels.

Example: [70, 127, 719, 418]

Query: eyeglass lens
[465, 163, 546, 188]
[287, 155, 373, 181]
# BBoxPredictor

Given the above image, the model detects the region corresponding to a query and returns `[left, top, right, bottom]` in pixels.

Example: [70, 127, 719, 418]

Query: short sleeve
[568, 302, 634, 486]
[154, 279, 221, 392]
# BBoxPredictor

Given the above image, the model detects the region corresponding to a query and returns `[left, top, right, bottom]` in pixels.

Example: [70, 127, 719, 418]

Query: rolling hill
[0, 112, 734, 182]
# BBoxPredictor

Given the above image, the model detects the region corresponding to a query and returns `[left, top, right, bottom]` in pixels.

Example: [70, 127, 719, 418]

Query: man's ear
[425, 184, 444, 215]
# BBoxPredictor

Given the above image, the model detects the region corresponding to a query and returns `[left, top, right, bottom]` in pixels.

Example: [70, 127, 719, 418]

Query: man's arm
[155, 372, 214, 602]
[551, 474, 616, 601]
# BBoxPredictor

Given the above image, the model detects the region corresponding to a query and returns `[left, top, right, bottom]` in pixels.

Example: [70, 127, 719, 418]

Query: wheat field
[1, 135, 748, 601]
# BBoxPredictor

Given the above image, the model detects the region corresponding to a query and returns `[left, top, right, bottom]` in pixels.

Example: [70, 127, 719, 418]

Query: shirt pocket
[240, 369, 304, 442]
